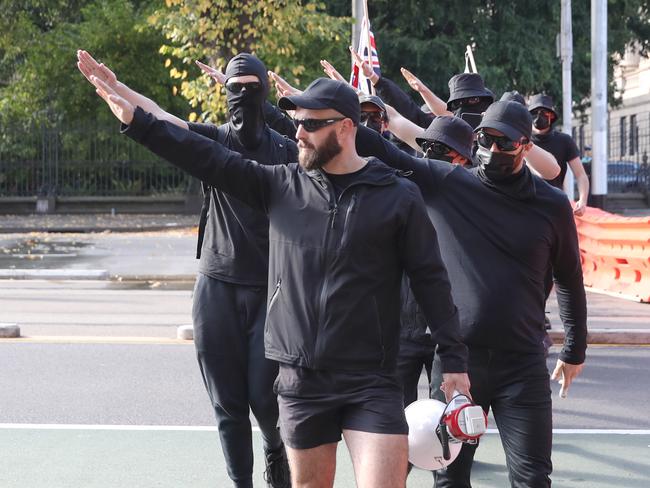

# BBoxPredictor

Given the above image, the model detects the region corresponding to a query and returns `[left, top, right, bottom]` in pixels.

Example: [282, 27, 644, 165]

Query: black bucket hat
[415, 116, 474, 161]
[447, 73, 494, 110]
[528, 93, 558, 119]
[500, 90, 526, 106]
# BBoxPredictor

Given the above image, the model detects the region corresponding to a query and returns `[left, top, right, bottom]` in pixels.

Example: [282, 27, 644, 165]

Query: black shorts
[274, 363, 408, 450]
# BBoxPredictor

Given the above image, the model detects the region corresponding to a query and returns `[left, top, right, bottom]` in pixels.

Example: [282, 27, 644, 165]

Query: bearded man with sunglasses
[89, 75, 470, 488]
[356, 101, 587, 487]
[77, 50, 295, 488]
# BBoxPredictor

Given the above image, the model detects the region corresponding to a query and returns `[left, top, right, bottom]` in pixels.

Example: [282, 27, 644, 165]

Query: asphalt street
[1, 225, 649, 486]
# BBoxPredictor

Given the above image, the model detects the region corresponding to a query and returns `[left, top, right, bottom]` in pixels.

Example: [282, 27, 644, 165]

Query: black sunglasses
[293, 117, 346, 133]
[420, 140, 453, 156]
[449, 96, 482, 111]
[225, 81, 262, 93]
[360, 111, 386, 124]
[477, 131, 527, 152]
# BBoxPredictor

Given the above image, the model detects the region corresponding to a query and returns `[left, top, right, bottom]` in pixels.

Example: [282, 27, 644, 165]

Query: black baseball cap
[528, 93, 558, 119]
[415, 116, 474, 161]
[447, 73, 494, 110]
[500, 90, 526, 106]
[475, 101, 532, 141]
[359, 94, 387, 113]
[278, 78, 360, 125]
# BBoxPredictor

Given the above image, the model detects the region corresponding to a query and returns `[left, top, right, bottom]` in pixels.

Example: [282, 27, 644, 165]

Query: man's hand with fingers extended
[92, 76, 134, 125]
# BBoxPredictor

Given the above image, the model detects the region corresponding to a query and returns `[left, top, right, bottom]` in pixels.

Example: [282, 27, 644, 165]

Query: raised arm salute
[83, 51, 297, 488]
[91, 75, 469, 488]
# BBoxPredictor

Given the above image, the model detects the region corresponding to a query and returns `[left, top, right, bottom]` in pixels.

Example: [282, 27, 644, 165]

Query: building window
[630, 114, 638, 156]
[620, 116, 627, 158]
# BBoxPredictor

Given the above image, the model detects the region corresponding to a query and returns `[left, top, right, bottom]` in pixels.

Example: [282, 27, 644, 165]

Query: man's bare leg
[343, 430, 408, 488]
[285, 442, 338, 488]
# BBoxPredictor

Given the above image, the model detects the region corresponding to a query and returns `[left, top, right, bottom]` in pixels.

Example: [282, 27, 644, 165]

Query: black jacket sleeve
[374, 76, 435, 129]
[264, 101, 297, 140]
[356, 125, 447, 196]
[551, 199, 588, 364]
[399, 183, 468, 373]
[123, 107, 276, 214]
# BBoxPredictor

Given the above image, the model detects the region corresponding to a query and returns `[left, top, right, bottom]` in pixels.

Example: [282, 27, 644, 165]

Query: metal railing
[574, 116, 650, 194]
[0, 124, 190, 197]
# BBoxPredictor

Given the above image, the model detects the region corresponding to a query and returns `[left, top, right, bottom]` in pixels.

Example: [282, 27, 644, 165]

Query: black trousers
[396, 338, 435, 408]
[432, 348, 553, 488]
[192, 273, 282, 488]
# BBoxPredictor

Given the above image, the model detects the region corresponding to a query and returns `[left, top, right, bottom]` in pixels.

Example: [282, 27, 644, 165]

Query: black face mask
[226, 85, 266, 148]
[224, 53, 270, 149]
[454, 100, 492, 129]
[424, 148, 454, 163]
[475, 147, 519, 181]
[533, 113, 551, 130]
[363, 119, 384, 134]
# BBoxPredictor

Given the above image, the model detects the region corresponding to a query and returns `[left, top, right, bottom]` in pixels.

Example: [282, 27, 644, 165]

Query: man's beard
[298, 130, 342, 170]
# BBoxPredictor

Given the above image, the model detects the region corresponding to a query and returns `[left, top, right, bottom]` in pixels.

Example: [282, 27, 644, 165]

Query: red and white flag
[350, 15, 381, 95]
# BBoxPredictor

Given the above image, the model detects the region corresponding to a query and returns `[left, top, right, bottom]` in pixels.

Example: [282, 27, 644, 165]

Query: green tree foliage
[149, 0, 351, 123]
[325, 1, 650, 113]
[0, 0, 186, 129]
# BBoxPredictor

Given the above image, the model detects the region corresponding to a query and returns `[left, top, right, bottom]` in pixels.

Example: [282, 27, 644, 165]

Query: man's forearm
[116, 82, 188, 129]
[123, 107, 267, 211]
[419, 88, 451, 117]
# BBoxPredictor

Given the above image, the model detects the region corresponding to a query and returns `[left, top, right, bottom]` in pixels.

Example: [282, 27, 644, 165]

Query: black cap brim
[475, 119, 525, 142]
[278, 94, 330, 112]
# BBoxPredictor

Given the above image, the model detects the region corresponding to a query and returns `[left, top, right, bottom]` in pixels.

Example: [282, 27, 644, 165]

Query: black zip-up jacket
[123, 107, 468, 373]
[356, 126, 588, 364]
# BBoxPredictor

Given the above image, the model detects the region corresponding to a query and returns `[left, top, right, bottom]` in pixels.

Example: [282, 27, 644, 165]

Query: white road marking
[1, 424, 650, 435]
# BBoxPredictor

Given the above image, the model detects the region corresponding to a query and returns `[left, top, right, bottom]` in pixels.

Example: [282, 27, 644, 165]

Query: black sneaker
[264, 445, 291, 488]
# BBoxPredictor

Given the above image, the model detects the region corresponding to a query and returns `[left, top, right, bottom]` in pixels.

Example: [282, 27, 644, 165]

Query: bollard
[177, 325, 194, 340]
[0, 323, 21, 338]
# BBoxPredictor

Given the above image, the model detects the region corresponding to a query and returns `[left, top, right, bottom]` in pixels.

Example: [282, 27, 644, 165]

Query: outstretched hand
[195, 60, 227, 85]
[401, 67, 425, 93]
[268, 71, 301, 98]
[320, 59, 346, 82]
[77, 50, 117, 89]
[92, 76, 134, 125]
[349, 46, 375, 80]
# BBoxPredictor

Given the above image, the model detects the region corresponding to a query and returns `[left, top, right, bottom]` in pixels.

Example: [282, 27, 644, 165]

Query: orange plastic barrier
[574, 206, 650, 302]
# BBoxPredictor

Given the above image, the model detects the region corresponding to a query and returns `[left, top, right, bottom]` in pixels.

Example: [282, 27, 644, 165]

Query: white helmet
[405, 396, 487, 471]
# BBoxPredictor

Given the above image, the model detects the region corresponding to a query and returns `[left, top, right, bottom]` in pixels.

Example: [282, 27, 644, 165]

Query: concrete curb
[0, 269, 109, 280]
[549, 329, 650, 345]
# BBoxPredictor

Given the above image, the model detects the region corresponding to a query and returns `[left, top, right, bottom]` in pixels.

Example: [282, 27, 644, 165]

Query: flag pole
[363, 0, 375, 94]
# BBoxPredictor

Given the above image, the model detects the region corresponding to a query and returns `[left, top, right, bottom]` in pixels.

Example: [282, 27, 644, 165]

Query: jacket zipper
[268, 278, 282, 311]
[339, 193, 358, 248]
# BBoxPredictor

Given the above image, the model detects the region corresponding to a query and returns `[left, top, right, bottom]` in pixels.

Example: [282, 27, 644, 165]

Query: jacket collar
[304, 158, 401, 187]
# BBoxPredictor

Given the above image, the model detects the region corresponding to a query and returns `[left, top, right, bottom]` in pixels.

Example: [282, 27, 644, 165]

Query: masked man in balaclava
[77, 50, 295, 488]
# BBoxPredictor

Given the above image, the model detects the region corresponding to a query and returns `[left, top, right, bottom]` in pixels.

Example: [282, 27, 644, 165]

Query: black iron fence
[0, 124, 190, 197]
[574, 114, 650, 194]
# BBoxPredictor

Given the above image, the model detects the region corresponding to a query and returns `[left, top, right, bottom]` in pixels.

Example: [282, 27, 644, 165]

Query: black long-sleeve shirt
[374, 76, 435, 129]
[357, 127, 588, 364]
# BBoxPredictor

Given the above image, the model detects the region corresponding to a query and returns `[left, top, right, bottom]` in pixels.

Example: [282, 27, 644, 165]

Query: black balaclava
[224, 53, 269, 148]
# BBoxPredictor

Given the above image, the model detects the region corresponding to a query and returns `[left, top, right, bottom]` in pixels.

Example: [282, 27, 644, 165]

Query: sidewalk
[0, 213, 648, 344]
[0, 213, 197, 233]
